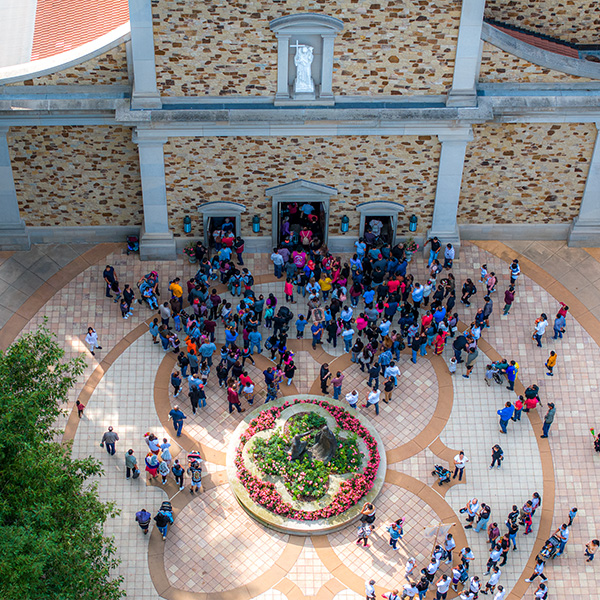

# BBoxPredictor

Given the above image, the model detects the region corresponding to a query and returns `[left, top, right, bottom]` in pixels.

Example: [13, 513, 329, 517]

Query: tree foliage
[0, 325, 125, 600]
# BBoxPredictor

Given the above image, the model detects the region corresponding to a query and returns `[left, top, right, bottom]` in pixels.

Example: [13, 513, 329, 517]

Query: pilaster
[133, 130, 176, 260]
[0, 127, 30, 251]
[128, 0, 162, 109]
[568, 122, 600, 246]
[428, 128, 473, 255]
[446, 0, 486, 107]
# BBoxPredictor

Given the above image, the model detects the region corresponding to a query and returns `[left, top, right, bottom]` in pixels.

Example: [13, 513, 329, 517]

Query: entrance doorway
[278, 201, 326, 246]
[363, 215, 393, 245]
[207, 216, 236, 250]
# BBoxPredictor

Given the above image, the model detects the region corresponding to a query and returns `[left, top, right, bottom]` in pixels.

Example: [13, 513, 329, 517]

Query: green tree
[0, 325, 124, 599]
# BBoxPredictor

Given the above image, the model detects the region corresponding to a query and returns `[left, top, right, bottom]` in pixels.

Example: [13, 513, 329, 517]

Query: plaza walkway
[1, 240, 599, 600]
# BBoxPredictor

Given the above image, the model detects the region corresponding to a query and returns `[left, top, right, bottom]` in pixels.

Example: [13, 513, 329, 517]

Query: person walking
[135, 508, 151, 535]
[490, 445, 504, 469]
[555, 523, 569, 556]
[125, 449, 138, 479]
[387, 522, 402, 549]
[187, 456, 203, 494]
[154, 506, 174, 541]
[568, 507, 577, 526]
[356, 522, 372, 547]
[346, 389, 359, 410]
[533, 583, 548, 599]
[85, 326, 102, 356]
[103, 265, 117, 298]
[540, 403, 556, 438]
[363, 386, 381, 415]
[505, 360, 518, 391]
[168, 405, 187, 436]
[463, 346, 479, 379]
[332, 371, 344, 400]
[172, 459, 185, 491]
[76, 400, 85, 418]
[545, 351, 557, 376]
[502, 287, 515, 316]
[585, 539, 599, 562]
[533, 313, 548, 347]
[436, 575, 451, 600]
[100, 426, 119, 455]
[474, 503, 492, 533]
[227, 382, 245, 414]
[366, 579, 376, 600]
[158, 459, 170, 485]
[497, 402, 514, 434]
[452, 451, 469, 481]
[481, 566, 501, 596]
[171, 370, 182, 397]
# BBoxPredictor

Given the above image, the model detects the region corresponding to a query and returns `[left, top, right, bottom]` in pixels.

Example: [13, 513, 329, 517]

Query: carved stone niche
[269, 13, 344, 106]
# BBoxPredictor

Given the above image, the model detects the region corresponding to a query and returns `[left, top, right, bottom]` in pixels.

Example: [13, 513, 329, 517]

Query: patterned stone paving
[165, 486, 289, 593]
[3, 242, 600, 599]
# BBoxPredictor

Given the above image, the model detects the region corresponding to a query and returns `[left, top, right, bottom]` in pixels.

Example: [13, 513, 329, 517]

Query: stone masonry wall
[458, 123, 595, 224]
[479, 42, 597, 83]
[3, 44, 129, 86]
[8, 125, 142, 227]
[164, 136, 441, 237]
[152, 0, 460, 96]
[485, 0, 600, 45]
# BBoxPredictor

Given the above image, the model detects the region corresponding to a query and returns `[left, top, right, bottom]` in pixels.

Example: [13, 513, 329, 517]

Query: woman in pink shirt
[356, 313, 368, 336]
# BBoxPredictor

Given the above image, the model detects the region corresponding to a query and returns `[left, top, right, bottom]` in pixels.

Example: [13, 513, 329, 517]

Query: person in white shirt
[345, 390, 359, 409]
[493, 586, 507, 600]
[365, 579, 376, 600]
[482, 566, 501, 595]
[534, 582, 548, 599]
[401, 581, 418, 598]
[383, 590, 400, 600]
[85, 326, 102, 356]
[425, 557, 440, 581]
[436, 575, 451, 599]
[405, 557, 417, 582]
[363, 386, 381, 415]
[525, 558, 547, 583]
[464, 497, 479, 525]
[370, 218, 384, 236]
[384, 362, 401, 385]
[452, 451, 469, 481]
[533, 313, 549, 347]
[469, 576, 481, 595]
[444, 533, 456, 564]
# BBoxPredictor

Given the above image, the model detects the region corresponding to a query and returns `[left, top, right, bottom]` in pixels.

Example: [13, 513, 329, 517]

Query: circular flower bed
[234, 398, 381, 521]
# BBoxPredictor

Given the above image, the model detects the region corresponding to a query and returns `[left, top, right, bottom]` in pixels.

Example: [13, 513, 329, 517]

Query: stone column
[128, 0, 161, 109]
[446, 0, 486, 107]
[320, 35, 336, 100]
[428, 129, 473, 255]
[275, 34, 290, 100]
[133, 130, 176, 261]
[0, 127, 30, 250]
[568, 122, 600, 246]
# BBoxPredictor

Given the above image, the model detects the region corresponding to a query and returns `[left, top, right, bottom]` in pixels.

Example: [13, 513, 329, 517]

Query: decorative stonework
[164, 135, 440, 238]
[459, 123, 596, 224]
[8, 125, 142, 227]
[485, 0, 600, 45]
[151, 0, 460, 96]
[479, 42, 596, 83]
[3, 44, 130, 86]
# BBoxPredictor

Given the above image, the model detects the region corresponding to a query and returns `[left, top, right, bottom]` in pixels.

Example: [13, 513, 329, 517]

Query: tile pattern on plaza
[3, 243, 600, 599]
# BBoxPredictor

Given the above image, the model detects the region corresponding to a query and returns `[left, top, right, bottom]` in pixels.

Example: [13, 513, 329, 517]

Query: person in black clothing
[189, 386, 200, 414]
[326, 320, 338, 348]
[453, 334, 468, 363]
[411, 335, 421, 364]
[490, 445, 504, 469]
[320, 363, 332, 394]
[103, 265, 117, 298]
[461, 278, 477, 306]
[368, 362, 380, 389]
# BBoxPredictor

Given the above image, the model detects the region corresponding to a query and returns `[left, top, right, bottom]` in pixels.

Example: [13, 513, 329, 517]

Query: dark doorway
[363, 216, 393, 245]
[278, 201, 325, 246]
[207, 216, 236, 250]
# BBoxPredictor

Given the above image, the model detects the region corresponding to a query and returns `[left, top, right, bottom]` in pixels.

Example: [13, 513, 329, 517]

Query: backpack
[246, 274, 254, 287]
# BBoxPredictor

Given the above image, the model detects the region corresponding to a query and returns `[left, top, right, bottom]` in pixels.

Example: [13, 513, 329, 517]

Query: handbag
[132, 468, 140, 479]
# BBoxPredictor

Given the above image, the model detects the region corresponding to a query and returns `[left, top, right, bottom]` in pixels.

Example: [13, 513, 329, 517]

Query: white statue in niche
[292, 42, 315, 93]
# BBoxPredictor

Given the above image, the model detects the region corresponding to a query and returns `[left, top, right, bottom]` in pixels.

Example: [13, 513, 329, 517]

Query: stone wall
[458, 123, 595, 224]
[485, 0, 600, 45]
[479, 42, 597, 83]
[15, 44, 129, 86]
[152, 0, 460, 96]
[164, 136, 441, 237]
[8, 125, 142, 227]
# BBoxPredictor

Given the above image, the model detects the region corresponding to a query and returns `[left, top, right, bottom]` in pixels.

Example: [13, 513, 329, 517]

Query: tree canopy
[0, 325, 124, 600]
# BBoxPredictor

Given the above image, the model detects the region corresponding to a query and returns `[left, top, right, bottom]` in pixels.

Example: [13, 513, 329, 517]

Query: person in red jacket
[227, 381, 245, 414]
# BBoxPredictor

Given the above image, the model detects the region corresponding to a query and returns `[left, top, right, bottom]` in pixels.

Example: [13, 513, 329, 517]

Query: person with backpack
[125, 449, 138, 480]
[172, 459, 185, 491]
[154, 504, 174, 540]
[135, 508, 151, 535]
[187, 457, 203, 494]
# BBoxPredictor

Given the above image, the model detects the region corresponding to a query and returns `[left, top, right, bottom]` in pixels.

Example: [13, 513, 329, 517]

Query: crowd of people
[92, 229, 597, 596]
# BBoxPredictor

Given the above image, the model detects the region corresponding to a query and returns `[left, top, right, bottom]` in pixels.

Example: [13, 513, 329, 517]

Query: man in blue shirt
[168, 405, 187, 437]
[295, 315, 308, 338]
[552, 313, 566, 339]
[505, 360, 518, 391]
[199, 340, 216, 366]
[497, 402, 514, 434]
[311, 321, 323, 350]
[248, 330, 262, 355]
[363, 288, 375, 306]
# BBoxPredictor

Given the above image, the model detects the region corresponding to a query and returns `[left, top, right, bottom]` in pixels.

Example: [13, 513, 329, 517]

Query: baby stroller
[538, 535, 560, 560]
[126, 235, 139, 255]
[160, 500, 173, 514]
[432, 464, 452, 486]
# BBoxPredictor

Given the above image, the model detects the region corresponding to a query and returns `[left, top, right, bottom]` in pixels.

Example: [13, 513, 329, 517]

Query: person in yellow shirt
[318, 275, 333, 300]
[545, 351, 557, 376]
[169, 277, 183, 299]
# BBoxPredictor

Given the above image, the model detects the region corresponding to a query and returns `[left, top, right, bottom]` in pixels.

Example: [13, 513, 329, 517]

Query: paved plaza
[1, 240, 599, 600]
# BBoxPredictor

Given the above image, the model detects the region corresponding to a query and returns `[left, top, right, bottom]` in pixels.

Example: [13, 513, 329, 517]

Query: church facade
[1, 0, 600, 259]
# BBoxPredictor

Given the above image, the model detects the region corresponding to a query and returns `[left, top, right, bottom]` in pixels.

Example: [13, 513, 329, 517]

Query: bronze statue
[312, 425, 338, 464]
[289, 431, 311, 461]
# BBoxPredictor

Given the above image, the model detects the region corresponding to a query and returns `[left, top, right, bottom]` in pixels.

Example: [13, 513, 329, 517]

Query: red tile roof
[491, 24, 579, 59]
[31, 0, 129, 61]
